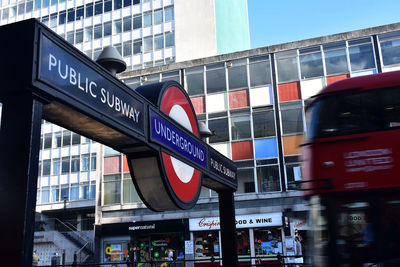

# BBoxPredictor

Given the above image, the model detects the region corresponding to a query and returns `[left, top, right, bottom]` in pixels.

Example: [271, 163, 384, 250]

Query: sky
[248, 0, 400, 48]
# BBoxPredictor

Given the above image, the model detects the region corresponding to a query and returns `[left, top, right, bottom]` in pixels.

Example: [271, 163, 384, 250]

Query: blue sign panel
[209, 148, 237, 183]
[150, 109, 207, 168]
[38, 34, 144, 135]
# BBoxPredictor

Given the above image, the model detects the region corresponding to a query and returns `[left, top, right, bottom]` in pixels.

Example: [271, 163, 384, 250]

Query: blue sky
[248, 0, 400, 48]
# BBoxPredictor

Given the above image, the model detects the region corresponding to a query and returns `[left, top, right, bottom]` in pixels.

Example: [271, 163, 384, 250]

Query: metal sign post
[0, 19, 238, 267]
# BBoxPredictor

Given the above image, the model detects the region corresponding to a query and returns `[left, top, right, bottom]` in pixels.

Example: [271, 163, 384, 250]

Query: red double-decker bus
[301, 71, 400, 266]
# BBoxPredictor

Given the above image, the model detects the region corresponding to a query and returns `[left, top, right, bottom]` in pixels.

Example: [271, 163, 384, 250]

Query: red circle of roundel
[160, 86, 201, 203]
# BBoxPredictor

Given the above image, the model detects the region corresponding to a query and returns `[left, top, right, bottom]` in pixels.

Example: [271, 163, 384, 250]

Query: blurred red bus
[301, 71, 400, 266]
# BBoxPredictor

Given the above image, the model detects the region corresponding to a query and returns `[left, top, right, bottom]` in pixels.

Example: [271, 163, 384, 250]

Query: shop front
[101, 219, 188, 265]
[189, 213, 284, 266]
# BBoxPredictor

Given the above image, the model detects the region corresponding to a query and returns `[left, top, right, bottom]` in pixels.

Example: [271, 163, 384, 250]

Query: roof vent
[96, 46, 126, 75]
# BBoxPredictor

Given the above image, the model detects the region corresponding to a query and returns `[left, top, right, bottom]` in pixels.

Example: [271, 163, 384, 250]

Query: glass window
[236, 229, 250, 257]
[281, 101, 304, 135]
[254, 228, 282, 256]
[123, 173, 140, 203]
[276, 50, 299, 83]
[59, 11, 66, 25]
[26, 1, 33, 12]
[143, 36, 153, 53]
[231, 113, 251, 140]
[104, 174, 121, 205]
[41, 187, 50, 204]
[18, 3, 25, 15]
[71, 155, 80, 172]
[206, 64, 226, 94]
[154, 34, 163, 50]
[162, 71, 180, 83]
[253, 108, 276, 138]
[286, 161, 302, 190]
[72, 133, 80, 145]
[34, 0, 41, 10]
[113, 19, 122, 34]
[324, 42, 348, 75]
[104, 21, 112, 37]
[43, 159, 51, 176]
[94, 48, 102, 61]
[208, 117, 229, 143]
[123, 16, 131, 32]
[133, 14, 142, 29]
[165, 32, 174, 47]
[50, 13, 57, 28]
[249, 57, 271, 87]
[186, 67, 204, 96]
[133, 0, 140, 4]
[348, 38, 375, 72]
[114, 0, 122, 10]
[67, 8, 75, 23]
[123, 0, 131, 7]
[300, 48, 324, 79]
[123, 40, 132, 57]
[66, 31, 74, 44]
[236, 168, 255, 194]
[143, 11, 152, 27]
[104, 0, 112, 13]
[165, 6, 173, 22]
[93, 24, 102, 39]
[52, 158, 60, 175]
[53, 132, 62, 148]
[379, 31, 400, 66]
[90, 154, 97, 171]
[193, 231, 220, 258]
[76, 6, 84, 20]
[75, 29, 83, 44]
[90, 182, 96, 199]
[94, 0, 103, 15]
[70, 183, 79, 200]
[228, 60, 248, 90]
[62, 131, 71, 146]
[43, 133, 52, 149]
[51, 186, 60, 202]
[257, 164, 280, 192]
[42, 15, 49, 26]
[79, 182, 89, 200]
[81, 154, 90, 172]
[61, 157, 70, 174]
[85, 26, 93, 42]
[154, 9, 162, 24]
[85, 3, 93, 18]
[61, 184, 69, 201]
[10, 5, 17, 18]
[133, 39, 142, 54]
[2, 8, 9, 20]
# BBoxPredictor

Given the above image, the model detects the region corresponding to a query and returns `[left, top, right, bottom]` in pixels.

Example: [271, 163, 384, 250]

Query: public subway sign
[38, 34, 144, 135]
[189, 213, 283, 231]
[0, 19, 237, 212]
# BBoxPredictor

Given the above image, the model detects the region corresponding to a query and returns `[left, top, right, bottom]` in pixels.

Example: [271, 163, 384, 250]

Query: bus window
[336, 200, 375, 263]
[380, 196, 400, 262]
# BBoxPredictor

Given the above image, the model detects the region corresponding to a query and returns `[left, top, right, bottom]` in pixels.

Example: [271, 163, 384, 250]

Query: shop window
[348, 37, 376, 72]
[103, 174, 121, 205]
[324, 41, 348, 75]
[300, 46, 324, 79]
[278, 82, 301, 102]
[231, 112, 251, 141]
[257, 164, 280, 192]
[208, 116, 229, 143]
[276, 50, 299, 83]
[280, 101, 304, 135]
[254, 228, 282, 256]
[193, 231, 220, 258]
[206, 63, 226, 94]
[231, 141, 253, 161]
[104, 242, 128, 262]
[229, 90, 249, 109]
[254, 138, 278, 159]
[249, 56, 271, 87]
[253, 107, 276, 138]
[228, 59, 248, 90]
[186, 67, 204, 96]
[237, 229, 250, 257]
[236, 168, 255, 194]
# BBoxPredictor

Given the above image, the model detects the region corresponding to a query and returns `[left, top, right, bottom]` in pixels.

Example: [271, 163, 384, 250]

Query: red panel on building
[231, 141, 253, 161]
[278, 82, 301, 102]
[229, 89, 250, 109]
[326, 74, 350, 85]
[123, 155, 130, 173]
[104, 156, 121, 174]
[190, 96, 205, 114]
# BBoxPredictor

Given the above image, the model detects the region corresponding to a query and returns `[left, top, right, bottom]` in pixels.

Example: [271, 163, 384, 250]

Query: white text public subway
[48, 53, 140, 123]
[154, 118, 205, 162]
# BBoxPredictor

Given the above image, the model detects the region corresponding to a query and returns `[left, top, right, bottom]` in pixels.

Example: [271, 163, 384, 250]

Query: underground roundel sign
[128, 81, 204, 211]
